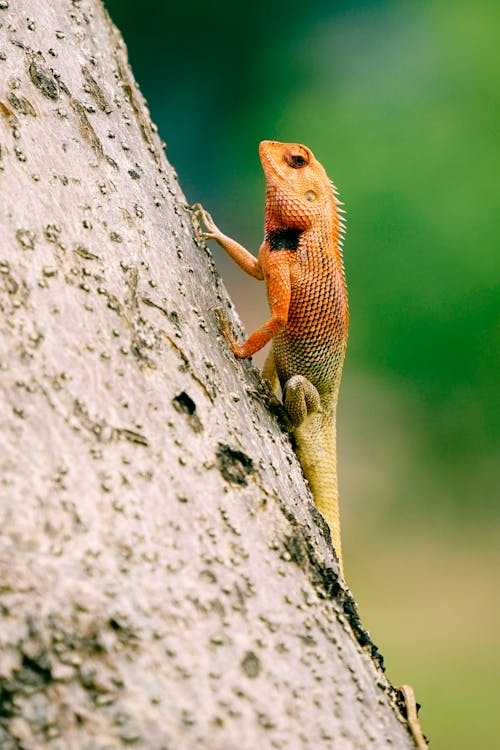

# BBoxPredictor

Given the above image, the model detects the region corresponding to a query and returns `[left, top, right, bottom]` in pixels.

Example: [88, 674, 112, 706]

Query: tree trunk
[0, 1, 419, 747]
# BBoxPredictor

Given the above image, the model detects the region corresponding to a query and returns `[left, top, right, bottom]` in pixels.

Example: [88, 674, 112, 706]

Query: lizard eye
[285, 151, 309, 169]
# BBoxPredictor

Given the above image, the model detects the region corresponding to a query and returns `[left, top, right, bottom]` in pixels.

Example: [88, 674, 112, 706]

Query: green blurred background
[104, 0, 499, 746]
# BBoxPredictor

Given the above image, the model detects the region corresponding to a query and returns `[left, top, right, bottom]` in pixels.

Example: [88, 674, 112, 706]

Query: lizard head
[259, 140, 338, 231]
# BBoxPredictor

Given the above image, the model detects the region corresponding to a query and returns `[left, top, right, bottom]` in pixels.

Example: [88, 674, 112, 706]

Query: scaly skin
[194, 140, 348, 575]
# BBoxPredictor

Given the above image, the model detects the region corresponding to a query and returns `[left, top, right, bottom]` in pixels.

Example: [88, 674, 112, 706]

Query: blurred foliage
[103, 1, 499, 747]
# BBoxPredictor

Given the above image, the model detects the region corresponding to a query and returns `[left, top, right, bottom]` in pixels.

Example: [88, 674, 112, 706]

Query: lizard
[193, 140, 348, 576]
[195, 152, 428, 745]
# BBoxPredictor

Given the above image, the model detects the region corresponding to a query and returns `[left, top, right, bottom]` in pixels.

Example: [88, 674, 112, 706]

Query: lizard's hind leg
[283, 375, 322, 427]
[283, 376, 343, 575]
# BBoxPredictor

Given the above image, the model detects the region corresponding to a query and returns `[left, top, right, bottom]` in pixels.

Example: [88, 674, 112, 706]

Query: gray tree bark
[0, 1, 419, 748]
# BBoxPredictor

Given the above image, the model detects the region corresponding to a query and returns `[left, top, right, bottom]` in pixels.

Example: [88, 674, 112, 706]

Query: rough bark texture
[0, 2, 417, 748]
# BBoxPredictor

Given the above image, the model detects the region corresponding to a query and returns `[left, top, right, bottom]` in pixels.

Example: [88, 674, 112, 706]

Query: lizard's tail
[294, 406, 343, 576]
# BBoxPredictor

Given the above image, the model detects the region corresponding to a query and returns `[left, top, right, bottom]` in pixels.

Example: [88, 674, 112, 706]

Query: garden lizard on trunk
[194, 140, 348, 575]
[195, 154, 428, 743]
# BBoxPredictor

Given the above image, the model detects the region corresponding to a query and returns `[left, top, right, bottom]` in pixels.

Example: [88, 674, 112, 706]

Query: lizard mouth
[259, 140, 288, 184]
[259, 140, 275, 168]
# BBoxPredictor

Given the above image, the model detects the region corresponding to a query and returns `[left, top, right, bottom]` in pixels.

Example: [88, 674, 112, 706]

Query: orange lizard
[195, 155, 429, 744]
[194, 141, 348, 575]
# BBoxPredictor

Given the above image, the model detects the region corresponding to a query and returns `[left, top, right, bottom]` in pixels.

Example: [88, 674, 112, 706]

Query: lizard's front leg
[192, 204, 264, 280]
[211, 250, 292, 361]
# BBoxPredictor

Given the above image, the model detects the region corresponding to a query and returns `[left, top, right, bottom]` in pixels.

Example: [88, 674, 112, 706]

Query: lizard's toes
[199, 207, 216, 231]
[283, 375, 321, 427]
[212, 307, 234, 339]
[191, 203, 215, 232]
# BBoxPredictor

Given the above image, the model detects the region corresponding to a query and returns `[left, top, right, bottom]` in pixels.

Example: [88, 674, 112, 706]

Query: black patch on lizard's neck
[266, 228, 303, 252]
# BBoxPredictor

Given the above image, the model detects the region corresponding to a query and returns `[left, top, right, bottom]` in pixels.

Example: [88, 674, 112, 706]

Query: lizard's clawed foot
[212, 307, 246, 358]
[283, 375, 322, 428]
[191, 203, 223, 242]
[212, 306, 234, 340]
